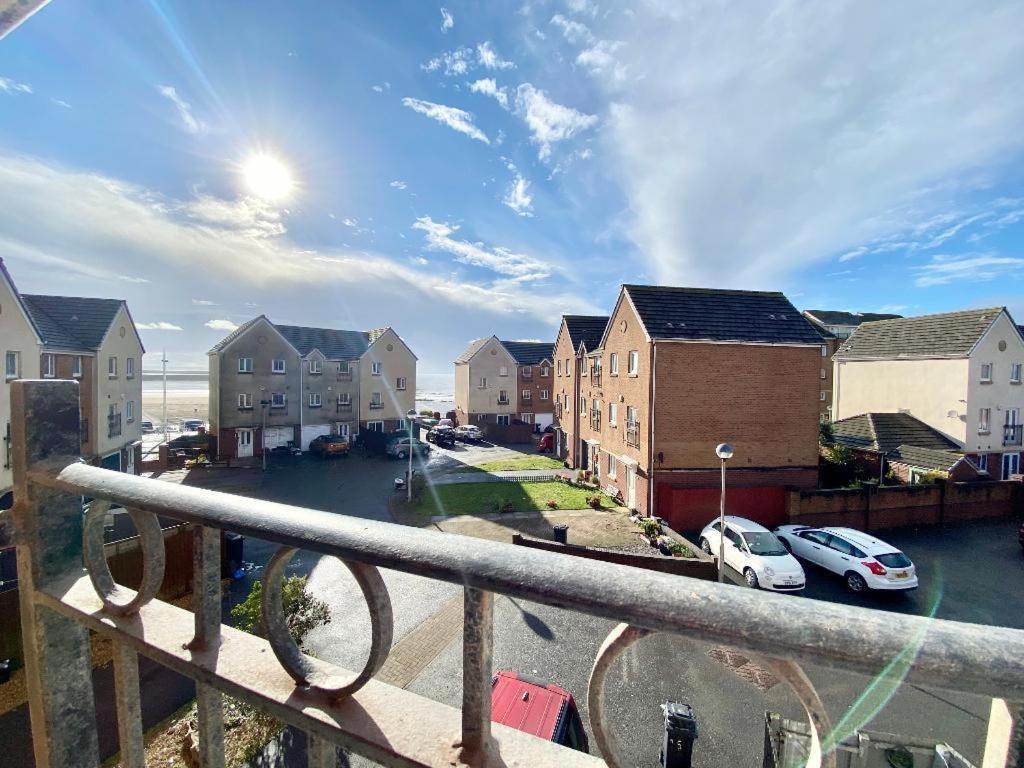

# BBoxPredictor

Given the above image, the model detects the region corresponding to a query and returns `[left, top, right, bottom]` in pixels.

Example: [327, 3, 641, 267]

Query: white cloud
[156, 85, 206, 134]
[50, 98, 72, 109]
[137, 321, 184, 331]
[440, 7, 454, 32]
[838, 247, 869, 263]
[205, 319, 239, 331]
[371, 82, 391, 93]
[503, 174, 534, 216]
[576, 40, 625, 81]
[550, 14, 594, 44]
[913, 253, 1024, 287]
[566, 0, 598, 16]
[390, 180, 408, 190]
[191, 299, 216, 306]
[469, 78, 509, 109]
[477, 41, 515, 70]
[514, 83, 598, 160]
[413, 216, 549, 279]
[0, 76, 32, 94]
[402, 97, 489, 144]
[183, 195, 285, 238]
[596, 2, 1024, 287]
[422, 47, 475, 76]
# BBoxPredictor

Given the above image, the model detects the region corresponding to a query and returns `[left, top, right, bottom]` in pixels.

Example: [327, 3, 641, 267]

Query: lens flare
[242, 153, 294, 201]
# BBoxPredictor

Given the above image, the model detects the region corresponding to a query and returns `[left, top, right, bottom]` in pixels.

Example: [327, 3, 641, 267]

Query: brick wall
[517, 363, 553, 419]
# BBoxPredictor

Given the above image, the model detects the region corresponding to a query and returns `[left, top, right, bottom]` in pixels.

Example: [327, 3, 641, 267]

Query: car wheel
[744, 568, 759, 589]
[845, 572, 868, 593]
[397, 450, 407, 460]
[700, 538, 712, 556]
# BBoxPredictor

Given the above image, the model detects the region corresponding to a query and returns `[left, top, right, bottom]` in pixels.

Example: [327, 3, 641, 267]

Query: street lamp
[259, 398, 271, 471]
[407, 408, 418, 503]
[715, 443, 734, 583]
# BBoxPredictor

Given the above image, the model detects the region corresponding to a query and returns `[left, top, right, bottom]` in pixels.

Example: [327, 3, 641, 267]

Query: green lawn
[466, 455, 565, 473]
[416, 480, 610, 517]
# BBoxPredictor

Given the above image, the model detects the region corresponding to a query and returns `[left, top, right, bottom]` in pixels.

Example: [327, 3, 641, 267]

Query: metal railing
[369, 401, 384, 410]
[591, 365, 602, 387]
[496, 396, 509, 405]
[625, 420, 640, 448]
[107, 413, 122, 438]
[336, 401, 353, 412]
[1003, 424, 1023, 446]
[590, 408, 601, 431]
[4, 381, 1024, 768]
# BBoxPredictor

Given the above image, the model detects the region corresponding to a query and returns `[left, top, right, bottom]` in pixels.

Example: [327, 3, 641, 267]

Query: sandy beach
[142, 391, 208, 424]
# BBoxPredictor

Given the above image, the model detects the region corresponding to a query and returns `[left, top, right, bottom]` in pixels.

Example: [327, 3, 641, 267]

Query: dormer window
[308, 359, 322, 375]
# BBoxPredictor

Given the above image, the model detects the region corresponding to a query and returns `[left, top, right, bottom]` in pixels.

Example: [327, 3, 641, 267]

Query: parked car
[140, 420, 154, 433]
[699, 516, 806, 591]
[385, 437, 432, 460]
[455, 424, 483, 443]
[182, 418, 205, 432]
[437, 418, 455, 428]
[491, 671, 588, 752]
[309, 434, 350, 458]
[537, 433, 554, 453]
[773, 525, 918, 593]
[426, 426, 456, 447]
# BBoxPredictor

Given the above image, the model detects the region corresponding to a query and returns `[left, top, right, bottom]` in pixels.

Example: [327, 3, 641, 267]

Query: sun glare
[242, 153, 295, 201]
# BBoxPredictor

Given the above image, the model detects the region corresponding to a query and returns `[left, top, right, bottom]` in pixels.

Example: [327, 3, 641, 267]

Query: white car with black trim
[773, 525, 918, 593]
[698, 516, 806, 592]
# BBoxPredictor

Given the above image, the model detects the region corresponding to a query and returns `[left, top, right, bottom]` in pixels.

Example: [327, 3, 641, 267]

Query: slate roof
[886, 445, 967, 472]
[835, 308, 1004, 360]
[20, 294, 127, 351]
[275, 325, 372, 360]
[455, 337, 494, 364]
[500, 341, 553, 365]
[804, 310, 902, 327]
[207, 317, 264, 354]
[622, 285, 826, 344]
[831, 412, 961, 454]
[563, 315, 609, 352]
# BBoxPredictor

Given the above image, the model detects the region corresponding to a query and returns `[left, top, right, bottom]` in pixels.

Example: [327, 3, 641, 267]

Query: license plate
[895, 571, 909, 579]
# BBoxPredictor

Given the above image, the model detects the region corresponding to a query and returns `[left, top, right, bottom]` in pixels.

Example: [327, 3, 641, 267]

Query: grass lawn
[416, 480, 610, 517]
[466, 455, 565, 473]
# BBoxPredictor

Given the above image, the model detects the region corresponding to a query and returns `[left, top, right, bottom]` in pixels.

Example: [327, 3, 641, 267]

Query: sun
[242, 153, 295, 201]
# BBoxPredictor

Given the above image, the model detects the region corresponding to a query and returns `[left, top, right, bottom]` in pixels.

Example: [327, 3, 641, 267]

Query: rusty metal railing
[6, 380, 1024, 768]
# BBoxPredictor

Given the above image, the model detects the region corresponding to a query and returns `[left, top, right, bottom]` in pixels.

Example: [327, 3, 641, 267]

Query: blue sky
[1, 0, 1023, 373]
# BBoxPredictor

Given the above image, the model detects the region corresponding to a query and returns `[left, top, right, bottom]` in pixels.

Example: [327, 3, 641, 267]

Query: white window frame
[626, 405, 637, 424]
[522, 365, 532, 378]
[820, 368, 826, 380]
[541, 365, 550, 377]
[499, 365, 509, 377]
[580, 397, 587, 415]
[1012, 363, 1022, 384]
[238, 393, 253, 409]
[979, 407, 991, 434]
[609, 353, 619, 375]
[126, 357, 135, 378]
[522, 389, 532, 401]
[309, 392, 322, 407]
[272, 358, 286, 374]
[238, 357, 253, 374]
[498, 390, 509, 404]
[565, 358, 571, 377]
[980, 362, 993, 383]
[608, 453, 617, 479]
[271, 392, 286, 409]
[540, 389, 549, 401]
[627, 350, 639, 376]
[126, 400, 135, 422]
[496, 414, 510, 426]
[337, 392, 351, 405]
[396, 377, 407, 391]
[820, 391, 827, 402]
[371, 391, 383, 406]
[371, 361, 382, 376]
[977, 453, 988, 472]
[309, 359, 322, 374]
[478, 377, 488, 389]
[73, 355, 82, 378]
[366, 420, 384, 432]
[109, 356, 118, 378]
[557, 360, 562, 376]
[609, 402, 618, 425]
[42, 353, 55, 378]
[4, 351, 19, 379]
[521, 412, 534, 424]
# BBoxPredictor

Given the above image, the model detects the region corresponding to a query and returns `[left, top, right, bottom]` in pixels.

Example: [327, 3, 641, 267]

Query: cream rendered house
[833, 307, 1024, 479]
[358, 327, 418, 433]
[453, 336, 519, 426]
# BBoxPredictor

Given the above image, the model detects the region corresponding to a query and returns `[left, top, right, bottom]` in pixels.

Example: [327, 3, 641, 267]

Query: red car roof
[491, 670, 570, 741]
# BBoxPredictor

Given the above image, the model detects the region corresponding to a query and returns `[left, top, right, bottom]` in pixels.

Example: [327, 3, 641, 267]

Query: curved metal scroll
[83, 500, 166, 616]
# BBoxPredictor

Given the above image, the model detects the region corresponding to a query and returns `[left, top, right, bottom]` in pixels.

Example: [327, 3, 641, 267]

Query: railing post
[460, 586, 493, 764]
[982, 698, 1023, 768]
[11, 380, 99, 767]
[191, 525, 225, 768]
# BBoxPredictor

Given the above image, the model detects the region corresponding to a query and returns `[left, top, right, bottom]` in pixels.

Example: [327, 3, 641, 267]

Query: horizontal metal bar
[45, 461, 1024, 699]
[40, 573, 604, 768]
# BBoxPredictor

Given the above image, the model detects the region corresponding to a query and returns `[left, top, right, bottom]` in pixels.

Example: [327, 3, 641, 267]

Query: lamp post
[407, 408, 418, 503]
[715, 443, 734, 583]
[260, 399, 270, 471]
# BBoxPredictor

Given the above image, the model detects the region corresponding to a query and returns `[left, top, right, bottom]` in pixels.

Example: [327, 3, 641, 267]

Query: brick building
[552, 315, 609, 465]
[501, 341, 554, 431]
[453, 337, 553, 433]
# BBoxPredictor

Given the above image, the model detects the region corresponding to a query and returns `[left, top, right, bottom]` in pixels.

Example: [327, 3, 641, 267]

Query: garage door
[301, 425, 331, 451]
[657, 485, 787, 533]
[263, 427, 293, 450]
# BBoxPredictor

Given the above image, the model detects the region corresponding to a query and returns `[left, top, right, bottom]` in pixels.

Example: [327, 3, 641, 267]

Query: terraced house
[560, 284, 825, 529]
[1, 258, 143, 509]
[209, 316, 416, 460]
[552, 315, 609, 465]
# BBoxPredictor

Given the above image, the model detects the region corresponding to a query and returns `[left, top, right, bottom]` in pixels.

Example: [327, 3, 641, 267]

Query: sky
[1, 0, 1024, 374]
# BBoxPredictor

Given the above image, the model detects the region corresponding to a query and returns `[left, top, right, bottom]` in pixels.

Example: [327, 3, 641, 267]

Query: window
[581, 362, 588, 377]
[309, 393, 322, 407]
[540, 389, 549, 400]
[126, 357, 135, 378]
[366, 421, 384, 432]
[238, 357, 253, 373]
[42, 354, 55, 378]
[238, 393, 252, 409]
[820, 369, 826, 380]
[820, 391, 827, 402]
[627, 350, 639, 375]
[5, 351, 19, 379]
[271, 392, 286, 408]
[272, 358, 286, 373]
[821, 345, 828, 357]
[308, 359, 322, 374]
[608, 453, 617, 478]
[498, 390, 509, 403]
[977, 453, 988, 472]
[541, 365, 549, 377]
[338, 361, 350, 373]
[371, 392, 382, 406]
[396, 377, 407, 390]
[521, 413, 534, 424]
[609, 402, 618, 425]
[371, 361, 382, 375]
[496, 414, 510, 426]
[479, 377, 488, 389]
[981, 363, 993, 383]
[565, 358, 571, 377]
[626, 405, 637, 424]
[827, 535, 866, 559]
[337, 392, 351, 404]
[609, 353, 619, 375]
[499, 365, 509, 377]
[522, 366, 532, 378]
[522, 389, 532, 401]
[580, 396, 587, 414]
[108, 356, 118, 377]
[73, 356, 82, 377]
[979, 407, 991, 434]
[1012, 363, 1022, 384]
[126, 400, 134, 422]
[557, 360, 562, 376]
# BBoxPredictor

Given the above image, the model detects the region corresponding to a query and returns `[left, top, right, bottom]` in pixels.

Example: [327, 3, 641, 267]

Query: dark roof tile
[455, 337, 494, 364]
[835, 308, 1003, 359]
[21, 294, 125, 351]
[831, 412, 961, 454]
[275, 325, 371, 359]
[804, 310, 902, 327]
[563, 315, 609, 352]
[500, 341, 554, 365]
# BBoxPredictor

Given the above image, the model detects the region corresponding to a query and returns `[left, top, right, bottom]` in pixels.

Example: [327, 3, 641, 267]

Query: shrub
[545, 499, 558, 509]
[500, 501, 516, 514]
[587, 495, 602, 509]
[419, 409, 434, 416]
[637, 517, 662, 538]
[230, 575, 330, 649]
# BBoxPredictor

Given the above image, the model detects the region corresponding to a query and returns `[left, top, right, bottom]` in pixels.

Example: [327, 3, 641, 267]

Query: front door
[125, 447, 135, 475]
[237, 428, 253, 458]
[1002, 452, 1020, 479]
[626, 466, 637, 509]
[579, 440, 589, 470]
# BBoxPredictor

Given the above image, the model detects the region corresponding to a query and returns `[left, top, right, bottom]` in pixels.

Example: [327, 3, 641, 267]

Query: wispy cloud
[514, 84, 597, 160]
[156, 85, 206, 134]
[913, 253, 1024, 287]
[205, 319, 239, 331]
[440, 7, 454, 32]
[576, 40, 625, 81]
[566, 0, 597, 16]
[184, 195, 284, 238]
[503, 174, 534, 217]
[423, 42, 514, 76]
[191, 299, 216, 306]
[137, 321, 184, 331]
[477, 41, 515, 70]
[469, 78, 509, 109]
[0, 76, 32, 94]
[550, 14, 593, 44]
[371, 82, 391, 93]
[390, 180, 408, 190]
[838, 247, 869, 263]
[402, 97, 489, 144]
[413, 216, 549, 279]
[49, 97, 72, 109]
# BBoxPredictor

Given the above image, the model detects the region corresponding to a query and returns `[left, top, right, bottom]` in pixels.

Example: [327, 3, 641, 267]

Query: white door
[1002, 452, 1020, 479]
[336, 423, 351, 440]
[301, 424, 331, 451]
[626, 466, 637, 509]
[126, 448, 135, 475]
[237, 429, 253, 458]
[263, 427, 291, 450]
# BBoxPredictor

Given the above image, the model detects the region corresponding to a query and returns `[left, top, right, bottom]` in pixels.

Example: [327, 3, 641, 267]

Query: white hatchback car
[698, 516, 806, 592]
[773, 525, 918, 593]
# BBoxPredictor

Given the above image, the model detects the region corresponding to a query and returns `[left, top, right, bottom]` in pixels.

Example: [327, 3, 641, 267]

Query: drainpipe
[648, 341, 657, 518]
[298, 354, 304, 450]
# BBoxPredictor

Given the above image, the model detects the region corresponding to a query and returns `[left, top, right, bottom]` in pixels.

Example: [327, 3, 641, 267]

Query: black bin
[224, 533, 244, 577]
[662, 701, 698, 768]
[553, 524, 569, 544]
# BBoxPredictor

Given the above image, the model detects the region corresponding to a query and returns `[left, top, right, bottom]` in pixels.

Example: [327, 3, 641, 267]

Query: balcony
[336, 401, 353, 412]
[497, 397, 510, 405]
[1004, 424, 1023, 446]
[4, 380, 1023, 768]
[107, 413, 122, 439]
[369, 401, 384, 410]
[590, 366, 602, 387]
[589, 408, 601, 431]
[625, 420, 640, 448]
[336, 371, 353, 381]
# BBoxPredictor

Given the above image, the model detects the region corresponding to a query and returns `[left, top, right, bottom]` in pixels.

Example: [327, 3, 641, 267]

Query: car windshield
[875, 552, 912, 568]
[742, 532, 788, 556]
